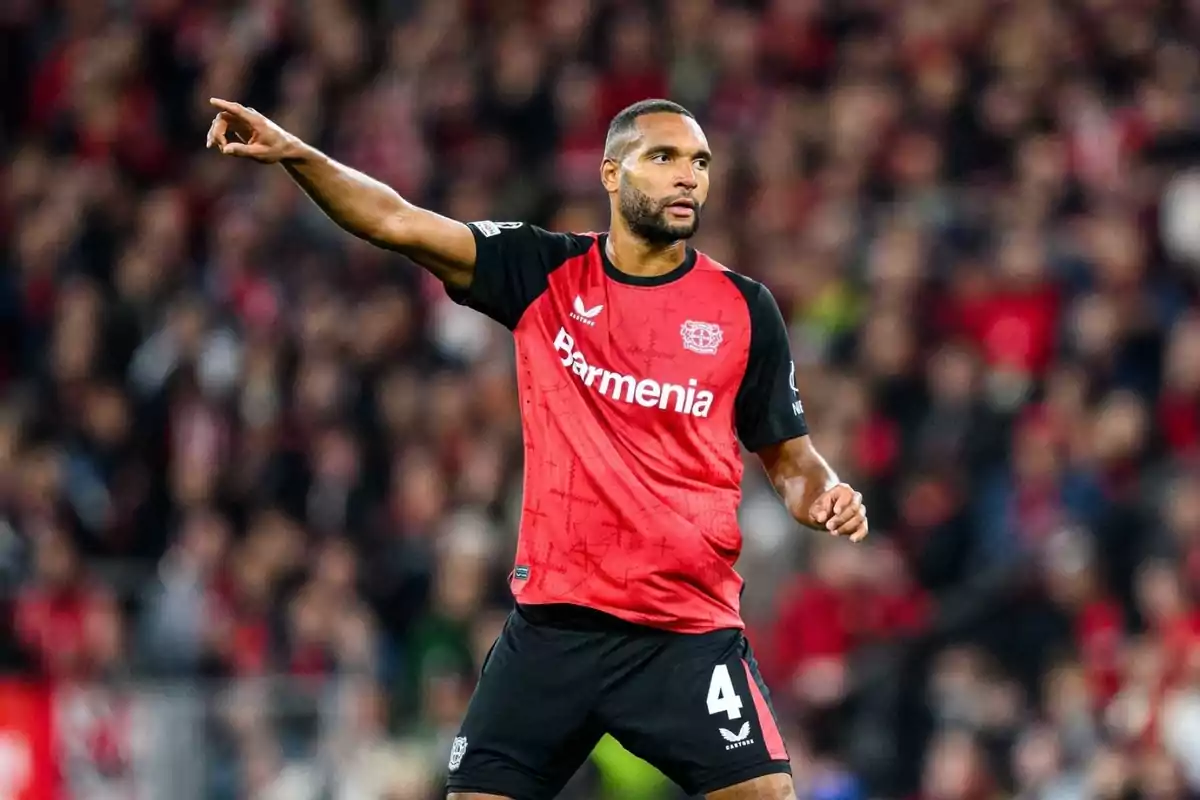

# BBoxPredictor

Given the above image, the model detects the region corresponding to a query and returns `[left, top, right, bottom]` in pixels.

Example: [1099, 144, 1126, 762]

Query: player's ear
[600, 158, 620, 194]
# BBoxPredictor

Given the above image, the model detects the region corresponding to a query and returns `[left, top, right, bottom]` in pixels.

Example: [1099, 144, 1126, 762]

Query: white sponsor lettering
[553, 328, 714, 417]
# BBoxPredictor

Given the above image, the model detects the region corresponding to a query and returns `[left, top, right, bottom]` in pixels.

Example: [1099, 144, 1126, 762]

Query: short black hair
[604, 99, 696, 160]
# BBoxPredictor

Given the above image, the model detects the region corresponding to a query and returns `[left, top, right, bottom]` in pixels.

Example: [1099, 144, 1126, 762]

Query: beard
[618, 183, 701, 245]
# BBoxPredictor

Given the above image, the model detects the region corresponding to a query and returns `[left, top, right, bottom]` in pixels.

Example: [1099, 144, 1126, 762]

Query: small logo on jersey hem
[789, 360, 803, 416]
[448, 736, 468, 771]
[514, 565, 530, 580]
[720, 722, 754, 750]
[570, 296, 604, 325]
[681, 320, 723, 355]
[469, 221, 523, 238]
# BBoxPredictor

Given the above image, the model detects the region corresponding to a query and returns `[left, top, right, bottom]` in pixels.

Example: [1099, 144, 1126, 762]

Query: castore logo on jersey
[570, 296, 604, 326]
[719, 721, 752, 746]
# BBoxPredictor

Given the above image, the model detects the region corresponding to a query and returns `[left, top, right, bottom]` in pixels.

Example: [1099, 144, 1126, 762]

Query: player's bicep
[734, 282, 809, 452]
[374, 206, 478, 289]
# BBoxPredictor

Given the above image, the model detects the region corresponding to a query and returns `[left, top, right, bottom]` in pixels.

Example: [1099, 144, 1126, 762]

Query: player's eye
[650, 152, 671, 164]
[694, 158, 709, 170]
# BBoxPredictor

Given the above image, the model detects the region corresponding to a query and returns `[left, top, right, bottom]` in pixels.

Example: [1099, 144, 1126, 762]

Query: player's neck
[605, 227, 689, 279]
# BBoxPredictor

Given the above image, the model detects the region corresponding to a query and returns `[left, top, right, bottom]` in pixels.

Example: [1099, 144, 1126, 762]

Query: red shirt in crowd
[1159, 391, 1200, 457]
[1076, 598, 1124, 704]
[954, 288, 1061, 376]
[13, 584, 112, 679]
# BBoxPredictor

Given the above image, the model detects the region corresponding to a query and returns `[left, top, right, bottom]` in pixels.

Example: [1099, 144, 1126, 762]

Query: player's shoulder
[468, 221, 597, 261]
[692, 249, 776, 308]
[549, 227, 600, 256]
[468, 220, 596, 246]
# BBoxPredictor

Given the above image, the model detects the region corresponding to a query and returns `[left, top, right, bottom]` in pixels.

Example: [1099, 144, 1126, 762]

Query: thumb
[221, 142, 268, 159]
[809, 491, 835, 524]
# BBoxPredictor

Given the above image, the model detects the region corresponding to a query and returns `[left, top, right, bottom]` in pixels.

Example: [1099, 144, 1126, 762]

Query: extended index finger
[209, 98, 255, 121]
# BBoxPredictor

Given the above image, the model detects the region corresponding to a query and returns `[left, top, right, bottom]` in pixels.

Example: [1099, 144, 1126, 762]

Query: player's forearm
[767, 446, 841, 531]
[280, 140, 411, 249]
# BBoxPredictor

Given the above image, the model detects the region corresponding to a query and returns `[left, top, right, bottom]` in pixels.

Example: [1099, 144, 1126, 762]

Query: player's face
[613, 114, 711, 244]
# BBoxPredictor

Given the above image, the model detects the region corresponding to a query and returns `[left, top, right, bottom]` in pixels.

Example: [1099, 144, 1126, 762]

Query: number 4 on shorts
[706, 664, 744, 720]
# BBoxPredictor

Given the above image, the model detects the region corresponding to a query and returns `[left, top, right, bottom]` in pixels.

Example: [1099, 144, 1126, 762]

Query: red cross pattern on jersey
[448, 222, 808, 633]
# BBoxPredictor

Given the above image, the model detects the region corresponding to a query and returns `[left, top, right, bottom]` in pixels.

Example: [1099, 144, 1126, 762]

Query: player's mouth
[665, 198, 697, 218]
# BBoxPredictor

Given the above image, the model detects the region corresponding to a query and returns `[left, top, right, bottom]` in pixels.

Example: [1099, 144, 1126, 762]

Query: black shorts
[445, 604, 791, 799]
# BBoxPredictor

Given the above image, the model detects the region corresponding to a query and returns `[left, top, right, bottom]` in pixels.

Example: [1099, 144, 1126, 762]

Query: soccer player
[207, 97, 869, 800]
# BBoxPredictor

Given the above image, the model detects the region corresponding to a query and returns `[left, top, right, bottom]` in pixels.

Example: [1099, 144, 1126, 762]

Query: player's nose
[674, 170, 698, 190]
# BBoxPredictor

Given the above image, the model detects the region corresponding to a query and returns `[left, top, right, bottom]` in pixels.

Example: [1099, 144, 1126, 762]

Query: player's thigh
[599, 628, 791, 797]
[446, 611, 604, 800]
[705, 772, 795, 799]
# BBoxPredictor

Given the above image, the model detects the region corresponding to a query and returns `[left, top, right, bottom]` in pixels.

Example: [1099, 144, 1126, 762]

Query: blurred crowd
[2, 0, 1200, 798]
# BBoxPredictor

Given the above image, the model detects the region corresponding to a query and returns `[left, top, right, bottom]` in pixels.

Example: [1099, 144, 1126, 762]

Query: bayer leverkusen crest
[680, 320, 723, 355]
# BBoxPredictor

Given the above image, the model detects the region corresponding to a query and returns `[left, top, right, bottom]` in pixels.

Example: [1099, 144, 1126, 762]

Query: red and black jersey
[447, 222, 808, 633]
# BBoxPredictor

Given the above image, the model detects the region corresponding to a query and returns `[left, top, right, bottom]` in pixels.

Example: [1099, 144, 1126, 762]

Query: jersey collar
[598, 234, 697, 287]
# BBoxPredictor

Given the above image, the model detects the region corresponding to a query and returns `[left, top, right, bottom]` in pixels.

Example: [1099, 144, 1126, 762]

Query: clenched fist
[205, 98, 299, 163]
[809, 483, 868, 542]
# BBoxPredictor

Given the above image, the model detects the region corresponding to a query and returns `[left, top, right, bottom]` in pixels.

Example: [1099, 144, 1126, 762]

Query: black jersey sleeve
[725, 274, 810, 451]
[446, 221, 590, 330]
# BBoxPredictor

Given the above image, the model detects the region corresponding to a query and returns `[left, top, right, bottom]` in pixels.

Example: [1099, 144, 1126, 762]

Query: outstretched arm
[205, 98, 475, 291]
[757, 436, 868, 540]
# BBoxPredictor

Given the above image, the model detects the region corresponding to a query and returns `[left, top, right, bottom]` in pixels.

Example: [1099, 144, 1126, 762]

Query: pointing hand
[205, 98, 298, 163]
